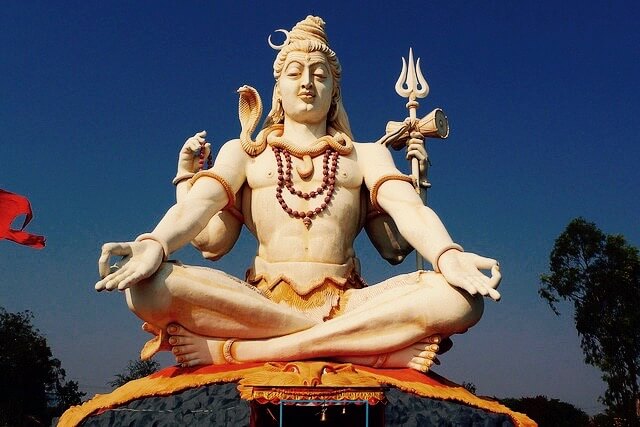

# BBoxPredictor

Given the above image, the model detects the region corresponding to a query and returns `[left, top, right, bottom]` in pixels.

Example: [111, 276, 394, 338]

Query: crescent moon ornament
[268, 29, 289, 50]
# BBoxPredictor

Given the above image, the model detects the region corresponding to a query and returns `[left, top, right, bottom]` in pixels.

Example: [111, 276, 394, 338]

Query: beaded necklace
[273, 146, 339, 228]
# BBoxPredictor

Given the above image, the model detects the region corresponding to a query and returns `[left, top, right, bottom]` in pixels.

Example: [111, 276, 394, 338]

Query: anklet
[372, 353, 389, 368]
[222, 339, 240, 364]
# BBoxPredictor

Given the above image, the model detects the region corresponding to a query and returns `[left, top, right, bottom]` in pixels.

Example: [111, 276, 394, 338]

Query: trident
[395, 48, 430, 198]
[380, 48, 450, 269]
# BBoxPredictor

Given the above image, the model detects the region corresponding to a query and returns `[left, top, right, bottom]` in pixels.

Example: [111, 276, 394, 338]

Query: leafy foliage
[109, 358, 161, 388]
[462, 381, 477, 395]
[0, 307, 85, 426]
[540, 218, 640, 423]
[500, 395, 589, 427]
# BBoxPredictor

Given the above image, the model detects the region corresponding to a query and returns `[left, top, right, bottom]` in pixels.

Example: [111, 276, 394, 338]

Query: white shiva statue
[96, 16, 501, 373]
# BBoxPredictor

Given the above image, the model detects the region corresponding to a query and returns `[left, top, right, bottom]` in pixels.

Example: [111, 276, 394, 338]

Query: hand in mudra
[438, 249, 501, 301]
[178, 130, 211, 174]
[95, 240, 164, 291]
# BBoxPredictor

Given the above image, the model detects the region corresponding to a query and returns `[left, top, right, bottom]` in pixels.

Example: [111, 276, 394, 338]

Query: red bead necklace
[273, 147, 339, 227]
[198, 142, 213, 170]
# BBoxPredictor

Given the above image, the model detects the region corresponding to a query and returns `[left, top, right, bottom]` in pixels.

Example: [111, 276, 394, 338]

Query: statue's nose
[300, 71, 313, 89]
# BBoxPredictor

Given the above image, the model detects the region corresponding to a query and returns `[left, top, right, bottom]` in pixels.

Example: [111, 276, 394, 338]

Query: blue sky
[1, 1, 638, 415]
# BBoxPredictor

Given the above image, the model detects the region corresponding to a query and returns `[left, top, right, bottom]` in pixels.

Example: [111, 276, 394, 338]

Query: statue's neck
[281, 118, 327, 144]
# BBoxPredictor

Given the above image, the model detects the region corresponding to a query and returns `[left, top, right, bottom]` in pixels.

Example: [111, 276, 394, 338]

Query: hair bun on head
[288, 16, 329, 46]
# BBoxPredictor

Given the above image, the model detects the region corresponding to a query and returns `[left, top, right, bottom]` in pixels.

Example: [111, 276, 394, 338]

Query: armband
[188, 171, 236, 209]
[135, 233, 169, 261]
[369, 174, 414, 213]
[172, 172, 195, 186]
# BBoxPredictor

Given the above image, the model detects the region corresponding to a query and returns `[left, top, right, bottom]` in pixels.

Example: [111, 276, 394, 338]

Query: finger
[98, 243, 130, 277]
[196, 130, 207, 138]
[117, 271, 144, 291]
[468, 277, 490, 296]
[487, 287, 501, 301]
[101, 264, 135, 291]
[103, 273, 126, 291]
[409, 130, 424, 140]
[455, 279, 478, 296]
[469, 272, 501, 300]
[406, 149, 426, 161]
[187, 139, 200, 153]
[489, 264, 502, 288]
[469, 254, 500, 271]
[96, 258, 133, 290]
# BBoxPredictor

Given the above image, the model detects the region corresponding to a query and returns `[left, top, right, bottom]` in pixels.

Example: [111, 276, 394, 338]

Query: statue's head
[264, 16, 352, 138]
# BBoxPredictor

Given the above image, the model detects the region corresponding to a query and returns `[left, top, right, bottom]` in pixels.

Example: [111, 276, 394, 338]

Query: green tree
[0, 307, 85, 426]
[109, 358, 161, 388]
[540, 218, 640, 424]
[500, 395, 589, 427]
[462, 381, 477, 395]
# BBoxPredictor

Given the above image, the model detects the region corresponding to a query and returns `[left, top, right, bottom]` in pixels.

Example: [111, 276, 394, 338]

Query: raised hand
[178, 131, 211, 174]
[437, 249, 501, 301]
[95, 240, 164, 292]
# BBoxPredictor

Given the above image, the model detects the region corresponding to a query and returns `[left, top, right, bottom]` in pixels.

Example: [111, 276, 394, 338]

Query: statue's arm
[175, 132, 243, 260]
[150, 138, 248, 254]
[95, 139, 248, 291]
[357, 143, 501, 300]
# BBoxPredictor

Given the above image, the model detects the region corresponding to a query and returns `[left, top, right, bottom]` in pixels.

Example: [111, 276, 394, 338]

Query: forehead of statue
[282, 51, 329, 70]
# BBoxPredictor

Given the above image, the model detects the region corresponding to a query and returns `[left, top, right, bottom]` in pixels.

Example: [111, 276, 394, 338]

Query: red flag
[0, 189, 46, 249]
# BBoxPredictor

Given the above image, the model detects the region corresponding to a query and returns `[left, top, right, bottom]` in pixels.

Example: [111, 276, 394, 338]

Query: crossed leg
[160, 270, 484, 372]
[125, 262, 319, 339]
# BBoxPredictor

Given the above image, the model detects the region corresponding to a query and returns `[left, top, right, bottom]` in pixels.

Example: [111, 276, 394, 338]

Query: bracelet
[135, 233, 169, 261]
[222, 339, 240, 364]
[370, 174, 414, 213]
[172, 172, 195, 186]
[433, 244, 464, 273]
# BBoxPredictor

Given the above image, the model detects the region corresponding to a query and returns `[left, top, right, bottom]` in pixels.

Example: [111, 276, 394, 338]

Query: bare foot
[393, 336, 441, 373]
[340, 335, 445, 373]
[167, 323, 226, 367]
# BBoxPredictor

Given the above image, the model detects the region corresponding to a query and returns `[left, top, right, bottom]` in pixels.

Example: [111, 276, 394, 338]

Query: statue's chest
[246, 149, 363, 191]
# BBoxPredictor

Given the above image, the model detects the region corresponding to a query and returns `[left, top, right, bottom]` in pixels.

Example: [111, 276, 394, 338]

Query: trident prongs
[395, 48, 429, 105]
[394, 48, 432, 270]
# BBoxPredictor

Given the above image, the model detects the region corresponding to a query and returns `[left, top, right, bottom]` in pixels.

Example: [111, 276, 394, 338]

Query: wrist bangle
[172, 172, 195, 186]
[135, 233, 169, 261]
[434, 244, 464, 273]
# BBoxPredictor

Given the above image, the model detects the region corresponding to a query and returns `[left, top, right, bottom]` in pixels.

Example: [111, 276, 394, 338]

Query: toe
[425, 335, 441, 344]
[182, 359, 201, 368]
[167, 323, 183, 335]
[408, 359, 433, 373]
[418, 350, 437, 359]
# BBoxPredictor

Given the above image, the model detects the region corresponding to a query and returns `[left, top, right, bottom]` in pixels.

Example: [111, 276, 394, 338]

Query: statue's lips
[298, 92, 315, 101]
